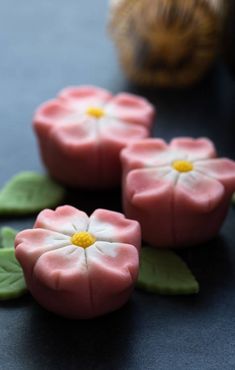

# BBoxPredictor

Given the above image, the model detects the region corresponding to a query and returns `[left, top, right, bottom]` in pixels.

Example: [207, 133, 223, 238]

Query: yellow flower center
[71, 232, 96, 249]
[86, 106, 105, 119]
[172, 160, 193, 173]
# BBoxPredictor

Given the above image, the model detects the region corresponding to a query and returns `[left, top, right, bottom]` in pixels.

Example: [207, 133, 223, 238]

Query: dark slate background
[0, 1, 235, 369]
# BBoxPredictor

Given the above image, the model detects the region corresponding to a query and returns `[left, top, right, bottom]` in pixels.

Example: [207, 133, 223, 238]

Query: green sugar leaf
[0, 248, 27, 300]
[0, 227, 18, 248]
[137, 247, 199, 295]
[0, 172, 65, 216]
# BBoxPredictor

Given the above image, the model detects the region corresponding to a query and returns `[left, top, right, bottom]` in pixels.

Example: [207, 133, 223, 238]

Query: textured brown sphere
[109, 0, 226, 87]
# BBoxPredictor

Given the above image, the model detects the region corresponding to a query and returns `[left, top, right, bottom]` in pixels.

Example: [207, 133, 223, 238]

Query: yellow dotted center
[86, 106, 105, 119]
[71, 232, 96, 249]
[172, 160, 193, 173]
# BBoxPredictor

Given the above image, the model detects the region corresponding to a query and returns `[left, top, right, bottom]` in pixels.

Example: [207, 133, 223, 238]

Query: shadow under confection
[0, 292, 32, 310]
[21, 298, 135, 370]
[64, 186, 123, 215]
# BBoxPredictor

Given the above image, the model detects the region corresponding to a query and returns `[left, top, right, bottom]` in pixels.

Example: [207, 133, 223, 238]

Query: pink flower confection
[121, 137, 235, 248]
[15, 205, 141, 319]
[33, 86, 155, 188]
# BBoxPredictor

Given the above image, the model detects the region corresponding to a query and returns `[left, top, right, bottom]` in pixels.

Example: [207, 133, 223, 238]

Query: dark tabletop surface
[1, 1, 235, 369]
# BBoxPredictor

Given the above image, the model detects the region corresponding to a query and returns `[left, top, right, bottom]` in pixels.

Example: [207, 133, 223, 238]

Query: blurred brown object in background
[109, 0, 226, 87]
[223, 0, 235, 77]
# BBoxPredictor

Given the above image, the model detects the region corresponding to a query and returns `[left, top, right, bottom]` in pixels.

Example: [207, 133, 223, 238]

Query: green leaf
[0, 172, 65, 216]
[0, 227, 18, 248]
[137, 247, 199, 295]
[0, 248, 27, 300]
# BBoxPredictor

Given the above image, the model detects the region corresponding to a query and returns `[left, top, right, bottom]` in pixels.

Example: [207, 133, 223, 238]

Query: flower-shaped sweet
[15, 206, 141, 319]
[33, 86, 155, 188]
[121, 137, 235, 248]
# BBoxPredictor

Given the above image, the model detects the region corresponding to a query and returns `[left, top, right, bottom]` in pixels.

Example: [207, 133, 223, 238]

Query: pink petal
[86, 242, 139, 315]
[106, 92, 155, 129]
[175, 171, 225, 213]
[121, 139, 170, 175]
[125, 167, 177, 203]
[170, 137, 217, 161]
[29, 245, 92, 318]
[33, 245, 88, 290]
[58, 86, 112, 110]
[42, 120, 103, 186]
[99, 118, 149, 143]
[34, 206, 89, 236]
[195, 158, 235, 194]
[15, 228, 69, 279]
[50, 118, 97, 148]
[33, 99, 74, 137]
[89, 209, 141, 250]
[123, 167, 177, 246]
[173, 171, 227, 245]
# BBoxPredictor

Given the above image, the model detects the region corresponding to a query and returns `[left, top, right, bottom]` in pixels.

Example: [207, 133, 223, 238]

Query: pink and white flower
[33, 86, 155, 188]
[15, 206, 141, 319]
[121, 137, 235, 248]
